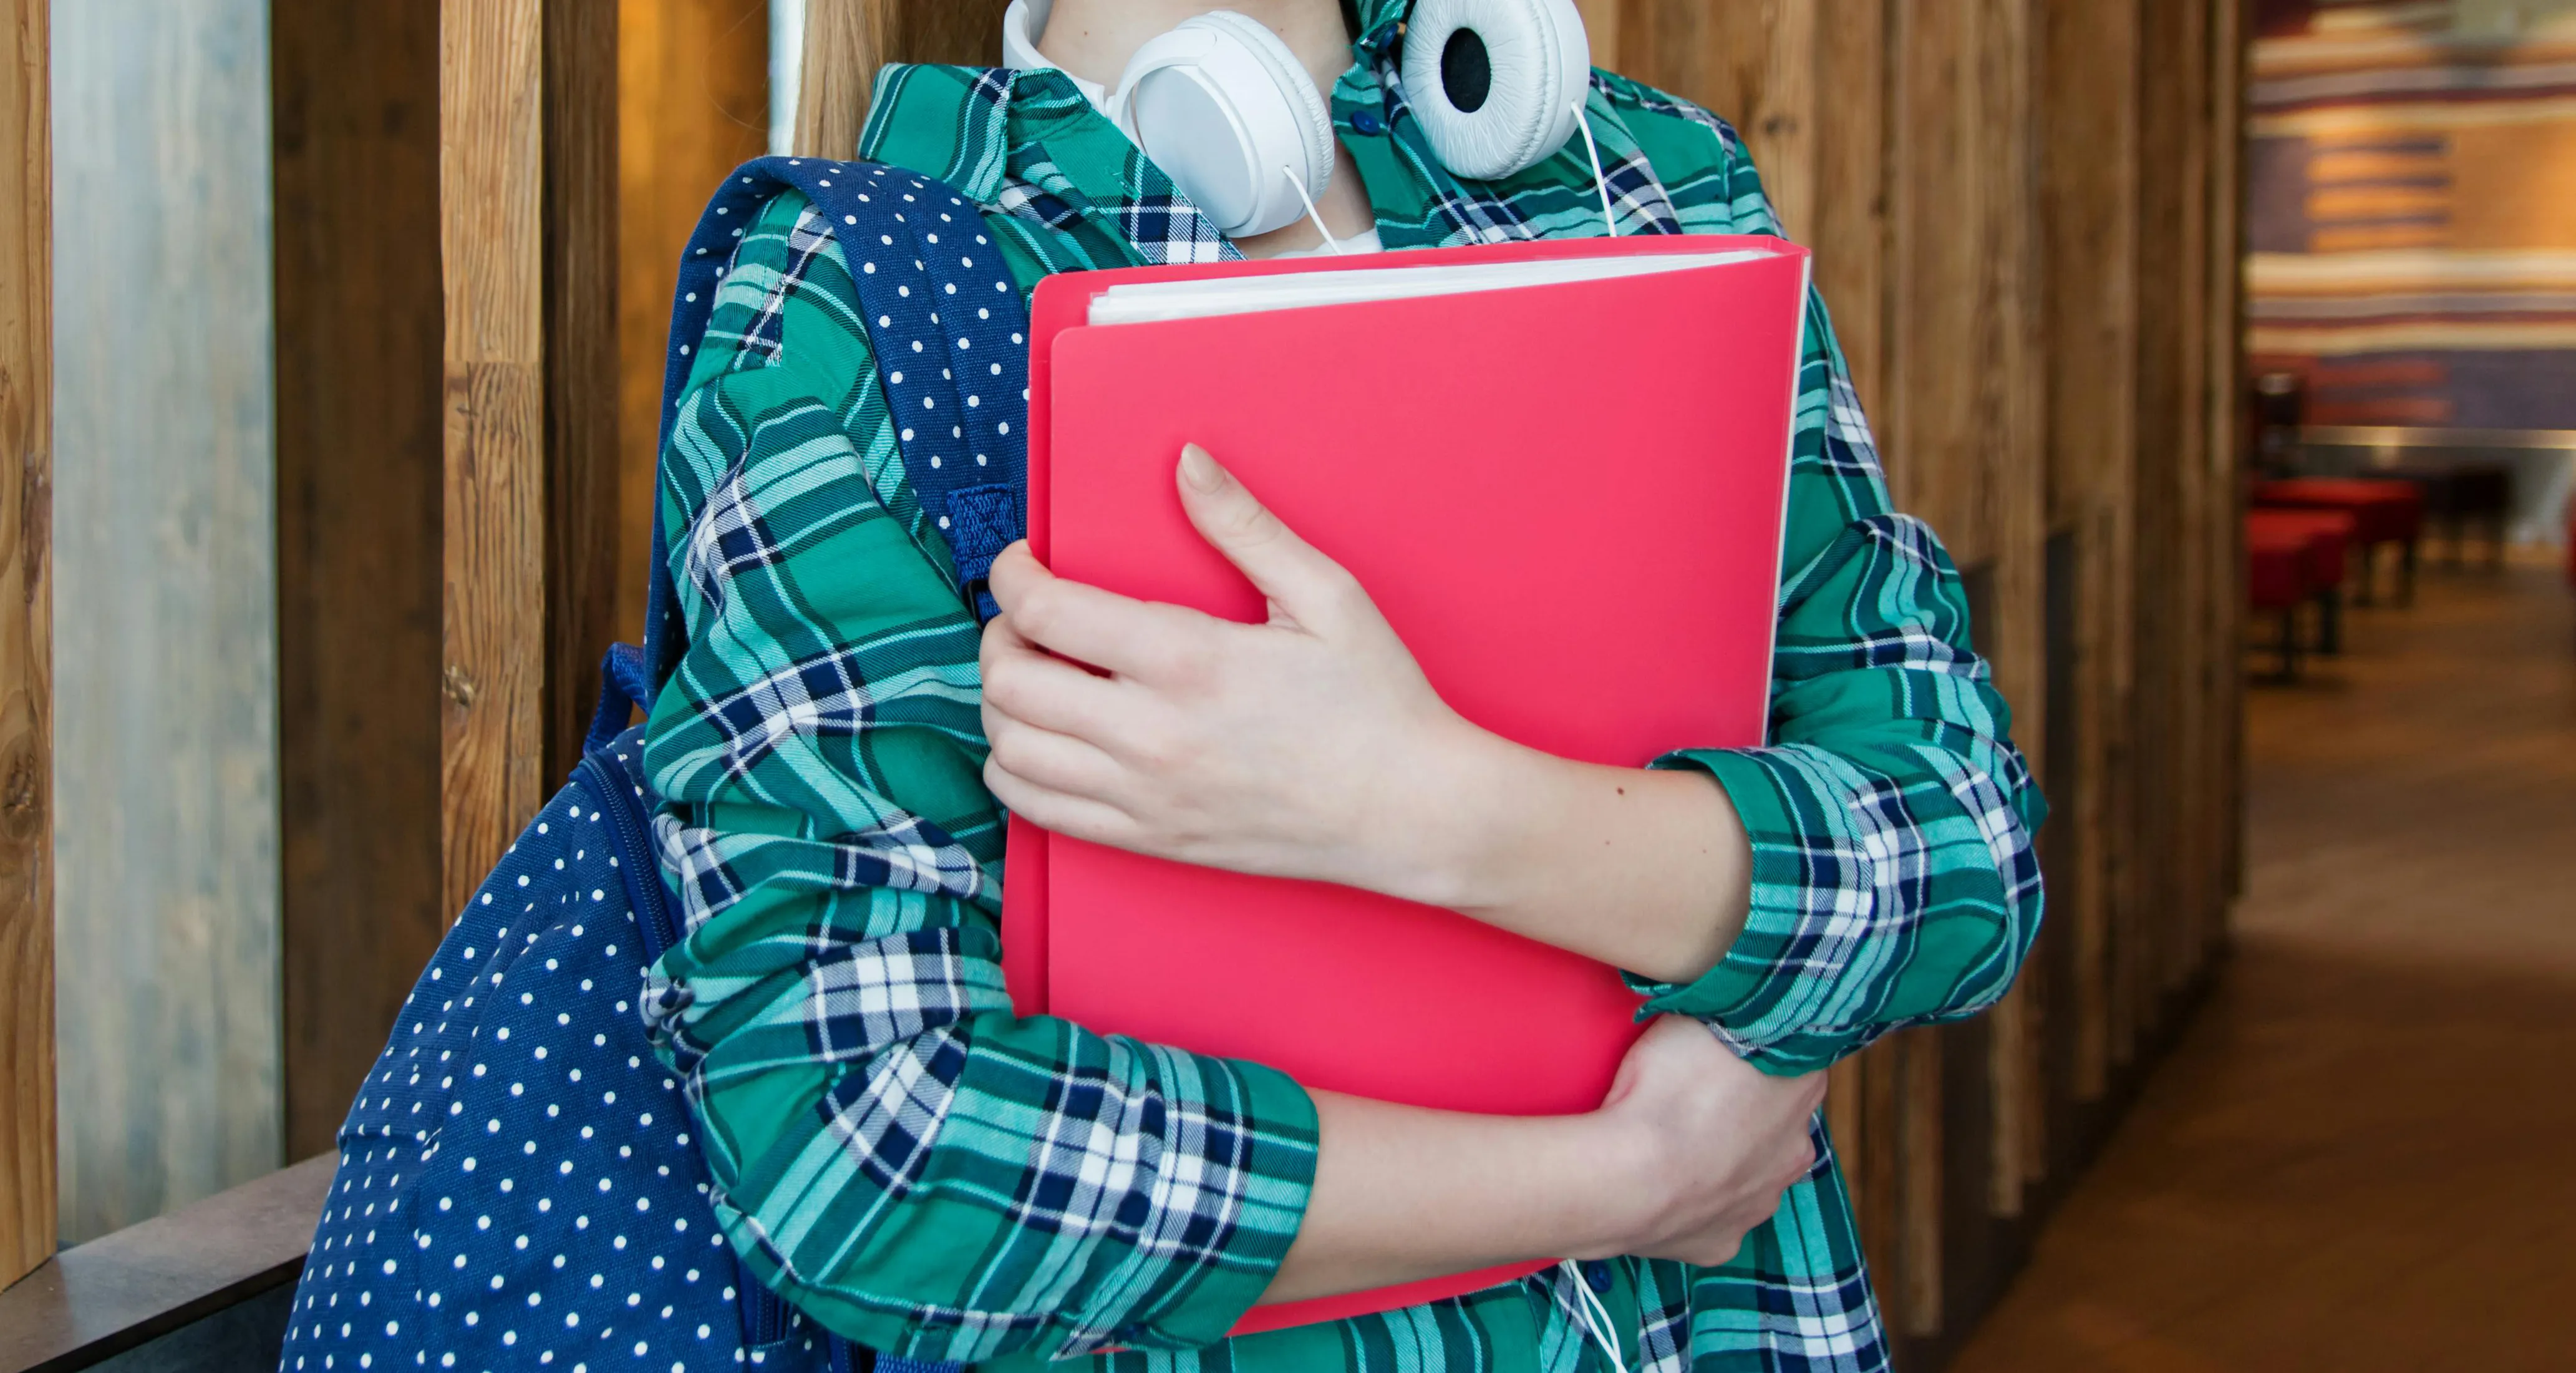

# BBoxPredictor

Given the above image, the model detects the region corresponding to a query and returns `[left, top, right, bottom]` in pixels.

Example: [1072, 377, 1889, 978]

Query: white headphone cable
[1283, 164, 1349, 255]
[1556, 1259, 1630, 1372]
[1571, 99, 1619, 237]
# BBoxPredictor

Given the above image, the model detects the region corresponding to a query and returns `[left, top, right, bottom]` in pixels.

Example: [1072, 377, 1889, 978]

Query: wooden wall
[271, 0, 447, 1164]
[1608, 0, 2247, 1364]
[51, 0, 284, 1246]
[419, 0, 2243, 1362]
[0, 0, 52, 1293]
[271, 0, 769, 1163]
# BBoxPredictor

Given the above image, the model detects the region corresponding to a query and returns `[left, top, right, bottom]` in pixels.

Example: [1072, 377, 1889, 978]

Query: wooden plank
[617, 0, 772, 646]
[0, 1155, 330, 1371]
[2204, 0, 2247, 963]
[544, 1, 621, 788]
[440, 0, 621, 921]
[2167, 0, 2213, 1007]
[272, 0, 447, 1162]
[2129, 0, 2205, 1062]
[443, 1, 551, 922]
[51, 0, 283, 1245]
[2036, 0, 2142, 1104]
[0, 0, 51, 1291]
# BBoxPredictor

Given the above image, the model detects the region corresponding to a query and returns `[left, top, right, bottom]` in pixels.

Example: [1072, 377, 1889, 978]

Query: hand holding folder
[998, 235, 1813, 1332]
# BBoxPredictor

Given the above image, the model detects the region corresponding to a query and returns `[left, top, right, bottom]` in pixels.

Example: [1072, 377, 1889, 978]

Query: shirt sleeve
[637, 193, 1318, 1364]
[1626, 283, 2048, 1075]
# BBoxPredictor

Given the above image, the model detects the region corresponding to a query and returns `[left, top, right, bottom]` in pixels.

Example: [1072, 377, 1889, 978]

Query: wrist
[1557, 1106, 1661, 1261]
[1360, 717, 1539, 912]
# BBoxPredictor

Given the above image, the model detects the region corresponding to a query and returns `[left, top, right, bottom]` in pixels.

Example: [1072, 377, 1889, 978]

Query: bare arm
[1265, 1017, 1823, 1305]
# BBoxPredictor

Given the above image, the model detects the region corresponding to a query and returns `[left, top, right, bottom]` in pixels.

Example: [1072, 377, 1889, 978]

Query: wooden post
[274, 0, 447, 1162]
[0, 0, 52, 1289]
[2131, 0, 2217, 1049]
[440, 1, 619, 921]
[2037, 0, 2143, 1104]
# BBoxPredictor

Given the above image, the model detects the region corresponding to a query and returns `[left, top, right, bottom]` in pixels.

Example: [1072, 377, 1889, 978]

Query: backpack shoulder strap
[644, 157, 1033, 686]
[629, 158, 1022, 1373]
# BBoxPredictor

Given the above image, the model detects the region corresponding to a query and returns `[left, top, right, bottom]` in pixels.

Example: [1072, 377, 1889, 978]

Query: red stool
[2254, 478, 2425, 605]
[2247, 525, 2318, 679]
[2247, 508, 2356, 653]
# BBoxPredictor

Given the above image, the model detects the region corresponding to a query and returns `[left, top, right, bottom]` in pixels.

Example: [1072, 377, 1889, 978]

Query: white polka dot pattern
[276, 734, 833, 1373]
[643, 156, 1030, 684]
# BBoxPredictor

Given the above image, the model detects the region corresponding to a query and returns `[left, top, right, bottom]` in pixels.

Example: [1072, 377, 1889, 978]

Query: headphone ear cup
[1191, 11, 1337, 198]
[1115, 11, 1337, 238]
[1401, 0, 1592, 182]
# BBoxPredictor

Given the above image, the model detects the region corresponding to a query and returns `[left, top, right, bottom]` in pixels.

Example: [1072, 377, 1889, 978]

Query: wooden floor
[1952, 558, 2576, 1372]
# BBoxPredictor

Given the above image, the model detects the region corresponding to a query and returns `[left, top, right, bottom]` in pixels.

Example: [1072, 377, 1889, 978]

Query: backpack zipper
[574, 744, 682, 964]
[574, 740, 801, 1350]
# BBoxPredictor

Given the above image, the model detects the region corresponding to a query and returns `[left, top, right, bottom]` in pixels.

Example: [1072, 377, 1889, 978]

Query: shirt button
[1582, 1260, 1615, 1294]
[1352, 109, 1386, 136]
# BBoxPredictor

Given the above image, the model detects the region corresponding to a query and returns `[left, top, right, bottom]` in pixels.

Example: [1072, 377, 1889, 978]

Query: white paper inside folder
[1086, 248, 1783, 326]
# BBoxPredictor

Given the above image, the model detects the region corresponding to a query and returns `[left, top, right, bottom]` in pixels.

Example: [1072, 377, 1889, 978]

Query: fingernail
[1179, 444, 1225, 493]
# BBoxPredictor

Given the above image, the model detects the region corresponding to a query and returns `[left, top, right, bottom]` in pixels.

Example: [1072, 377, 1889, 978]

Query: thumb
[1176, 444, 1352, 623]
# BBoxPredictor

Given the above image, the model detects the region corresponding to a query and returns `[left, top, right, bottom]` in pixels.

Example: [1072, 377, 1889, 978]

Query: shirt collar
[857, 23, 1660, 261]
[862, 58, 1423, 261]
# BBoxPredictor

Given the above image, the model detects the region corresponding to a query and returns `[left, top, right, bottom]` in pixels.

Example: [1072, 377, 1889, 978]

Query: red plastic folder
[999, 236, 1810, 1334]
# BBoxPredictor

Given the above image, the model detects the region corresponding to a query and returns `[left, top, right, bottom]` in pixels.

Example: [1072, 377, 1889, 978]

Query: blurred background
[0, 1, 2569, 1369]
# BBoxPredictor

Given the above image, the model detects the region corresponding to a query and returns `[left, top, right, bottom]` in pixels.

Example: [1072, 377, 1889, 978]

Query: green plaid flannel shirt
[641, 7, 2043, 1372]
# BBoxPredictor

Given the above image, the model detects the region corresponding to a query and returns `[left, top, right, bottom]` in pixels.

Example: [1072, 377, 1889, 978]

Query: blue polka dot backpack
[279, 158, 1027, 1373]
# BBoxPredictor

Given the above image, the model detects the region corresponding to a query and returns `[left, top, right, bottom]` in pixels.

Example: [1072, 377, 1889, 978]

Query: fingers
[987, 541, 1224, 682]
[981, 612, 1133, 740]
[984, 703, 1125, 800]
[983, 755, 1140, 847]
[1176, 445, 1362, 628]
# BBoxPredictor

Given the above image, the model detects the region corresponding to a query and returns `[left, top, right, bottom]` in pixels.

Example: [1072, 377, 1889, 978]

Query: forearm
[1380, 723, 1755, 986]
[1268, 1016, 1830, 1303]
[1262, 1089, 1635, 1305]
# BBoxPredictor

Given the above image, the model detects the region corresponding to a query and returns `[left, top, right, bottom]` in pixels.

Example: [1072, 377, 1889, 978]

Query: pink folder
[1001, 236, 1809, 1334]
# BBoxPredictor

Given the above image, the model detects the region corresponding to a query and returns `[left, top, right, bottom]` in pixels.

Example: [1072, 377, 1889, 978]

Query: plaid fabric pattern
[642, 12, 2041, 1372]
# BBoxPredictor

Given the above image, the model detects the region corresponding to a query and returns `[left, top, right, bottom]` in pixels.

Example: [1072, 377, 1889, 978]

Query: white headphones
[1001, 0, 1592, 239]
